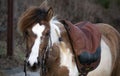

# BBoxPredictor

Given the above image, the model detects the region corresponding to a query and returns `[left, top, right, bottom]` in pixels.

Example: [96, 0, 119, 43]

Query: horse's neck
[49, 17, 61, 45]
[49, 17, 72, 49]
[48, 18, 78, 76]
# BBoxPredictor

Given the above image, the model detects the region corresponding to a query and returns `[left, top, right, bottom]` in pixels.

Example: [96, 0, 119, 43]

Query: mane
[17, 6, 48, 35]
[49, 16, 62, 45]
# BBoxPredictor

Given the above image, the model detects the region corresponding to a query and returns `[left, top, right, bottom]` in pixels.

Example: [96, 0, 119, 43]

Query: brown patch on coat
[44, 43, 69, 76]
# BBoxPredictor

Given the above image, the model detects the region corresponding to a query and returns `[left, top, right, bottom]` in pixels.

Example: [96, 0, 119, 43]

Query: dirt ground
[0, 40, 40, 76]
[0, 56, 40, 76]
[0, 67, 40, 76]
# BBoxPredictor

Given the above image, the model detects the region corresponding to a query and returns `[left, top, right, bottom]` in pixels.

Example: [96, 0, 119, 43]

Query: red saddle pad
[62, 20, 101, 55]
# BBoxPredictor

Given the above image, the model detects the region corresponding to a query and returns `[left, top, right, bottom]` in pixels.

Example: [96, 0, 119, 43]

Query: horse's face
[19, 5, 54, 70]
[25, 21, 50, 70]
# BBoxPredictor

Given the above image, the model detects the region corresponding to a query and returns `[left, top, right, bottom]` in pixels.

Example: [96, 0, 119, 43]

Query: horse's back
[88, 23, 120, 76]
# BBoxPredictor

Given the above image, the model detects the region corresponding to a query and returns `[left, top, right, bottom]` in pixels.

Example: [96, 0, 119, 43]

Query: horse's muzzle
[26, 59, 40, 71]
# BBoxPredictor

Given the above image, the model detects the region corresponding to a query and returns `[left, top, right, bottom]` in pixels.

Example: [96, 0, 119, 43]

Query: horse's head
[18, 1, 79, 76]
[18, 1, 54, 71]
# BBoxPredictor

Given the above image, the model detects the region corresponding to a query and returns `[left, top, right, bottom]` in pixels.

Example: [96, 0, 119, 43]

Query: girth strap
[61, 20, 82, 76]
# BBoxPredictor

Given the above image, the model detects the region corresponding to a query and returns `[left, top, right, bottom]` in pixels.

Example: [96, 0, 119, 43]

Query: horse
[17, 1, 120, 76]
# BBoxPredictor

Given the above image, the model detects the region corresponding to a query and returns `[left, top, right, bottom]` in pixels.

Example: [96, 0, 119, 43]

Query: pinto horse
[18, 1, 120, 76]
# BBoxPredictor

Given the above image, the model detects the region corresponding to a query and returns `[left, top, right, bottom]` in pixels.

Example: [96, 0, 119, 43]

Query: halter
[24, 31, 52, 76]
[40, 32, 52, 76]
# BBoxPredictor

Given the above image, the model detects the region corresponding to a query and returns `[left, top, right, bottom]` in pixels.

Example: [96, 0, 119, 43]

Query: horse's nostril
[33, 63, 37, 67]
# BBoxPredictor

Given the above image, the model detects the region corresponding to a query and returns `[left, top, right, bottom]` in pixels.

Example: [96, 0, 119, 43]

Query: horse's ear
[40, 0, 53, 21]
[46, 7, 54, 21]
[40, 0, 49, 11]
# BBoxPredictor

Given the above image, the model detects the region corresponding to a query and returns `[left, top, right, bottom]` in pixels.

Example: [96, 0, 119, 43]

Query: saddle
[61, 20, 101, 75]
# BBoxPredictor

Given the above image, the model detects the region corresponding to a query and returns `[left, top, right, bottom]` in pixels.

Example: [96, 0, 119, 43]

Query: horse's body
[88, 23, 120, 76]
[18, 1, 120, 76]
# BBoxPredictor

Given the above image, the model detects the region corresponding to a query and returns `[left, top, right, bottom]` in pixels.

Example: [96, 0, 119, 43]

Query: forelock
[17, 6, 48, 35]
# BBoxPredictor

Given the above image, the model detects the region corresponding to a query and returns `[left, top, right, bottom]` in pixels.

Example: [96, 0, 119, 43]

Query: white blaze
[28, 23, 45, 66]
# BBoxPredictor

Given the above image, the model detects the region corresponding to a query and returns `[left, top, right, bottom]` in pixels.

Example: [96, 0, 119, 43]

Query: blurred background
[0, 0, 120, 76]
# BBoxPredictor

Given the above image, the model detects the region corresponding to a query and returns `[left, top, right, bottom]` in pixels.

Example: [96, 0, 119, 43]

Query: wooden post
[7, 0, 13, 56]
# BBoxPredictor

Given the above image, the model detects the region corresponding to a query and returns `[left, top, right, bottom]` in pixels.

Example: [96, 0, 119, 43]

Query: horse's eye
[24, 31, 29, 37]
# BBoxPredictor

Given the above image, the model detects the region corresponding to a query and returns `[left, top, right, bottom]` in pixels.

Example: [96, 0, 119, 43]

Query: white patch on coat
[59, 42, 79, 76]
[27, 23, 45, 66]
[87, 39, 112, 76]
[50, 17, 61, 45]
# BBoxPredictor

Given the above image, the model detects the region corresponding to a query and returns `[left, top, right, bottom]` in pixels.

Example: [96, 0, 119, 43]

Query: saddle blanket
[61, 20, 101, 75]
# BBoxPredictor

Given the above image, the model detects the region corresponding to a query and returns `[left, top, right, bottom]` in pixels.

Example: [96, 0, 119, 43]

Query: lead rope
[24, 59, 27, 76]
